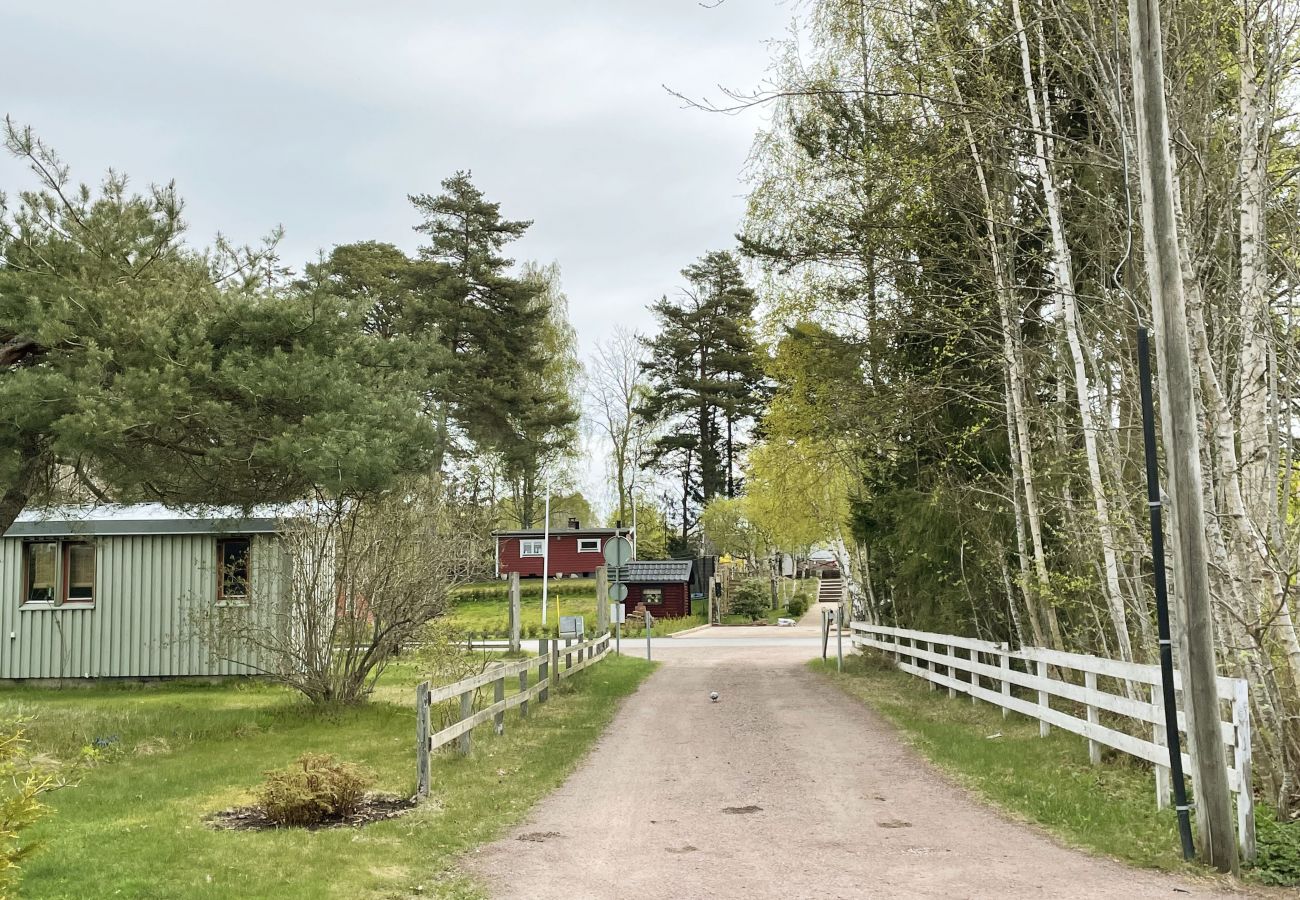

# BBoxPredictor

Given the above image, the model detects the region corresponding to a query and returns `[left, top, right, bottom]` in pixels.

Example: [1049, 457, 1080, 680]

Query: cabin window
[520, 539, 543, 557]
[577, 538, 600, 553]
[217, 538, 251, 603]
[22, 540, 95, 607]
[642, 588, 663, 605]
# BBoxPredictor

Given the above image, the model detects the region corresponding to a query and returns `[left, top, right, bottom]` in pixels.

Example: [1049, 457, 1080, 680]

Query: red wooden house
[494, 523, 632, 578]
[616, 559, 694, 619]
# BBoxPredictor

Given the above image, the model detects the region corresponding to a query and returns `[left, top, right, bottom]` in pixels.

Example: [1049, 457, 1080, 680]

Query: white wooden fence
[850, 622, 1255, 860]
[414, 633, 612, 797]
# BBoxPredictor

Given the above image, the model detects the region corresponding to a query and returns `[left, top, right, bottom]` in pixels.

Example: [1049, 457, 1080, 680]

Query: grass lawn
[449, 579, 598, 636]
[5, 654, 654, 899]
[811, 651, 1300, 885]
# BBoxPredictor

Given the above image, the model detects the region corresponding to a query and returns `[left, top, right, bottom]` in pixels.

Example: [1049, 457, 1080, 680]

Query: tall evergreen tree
[0, 126, 438, 534]
[408, 172, 546, 473]
[639, 250, 766, 539]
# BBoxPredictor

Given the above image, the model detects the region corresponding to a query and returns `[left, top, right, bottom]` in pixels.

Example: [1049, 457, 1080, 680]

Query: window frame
[20, 539, 96, 609]
[519, 538, 544, 557]
[576, 538, 601, 553]
[642, 587, 664, 606]
[216, 536, 253, 606]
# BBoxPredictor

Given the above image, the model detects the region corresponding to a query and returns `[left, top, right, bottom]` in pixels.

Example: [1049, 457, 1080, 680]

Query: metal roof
[617, 559, 694, 584]
[5, 503, 285, 538]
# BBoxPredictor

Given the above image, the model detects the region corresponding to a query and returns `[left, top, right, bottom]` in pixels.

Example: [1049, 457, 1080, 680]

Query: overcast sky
[2, 0, 790, 512]
[2, 0, 788, 343]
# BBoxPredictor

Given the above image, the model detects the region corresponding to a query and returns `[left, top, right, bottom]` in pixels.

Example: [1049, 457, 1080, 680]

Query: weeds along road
[467, 618, 1244, 900]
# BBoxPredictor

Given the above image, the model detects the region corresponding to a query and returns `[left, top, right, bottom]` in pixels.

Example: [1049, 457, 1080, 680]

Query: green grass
[5, 655, 655, 899]
[449, 587, 598, 636]
[810, 652, 1201, 872]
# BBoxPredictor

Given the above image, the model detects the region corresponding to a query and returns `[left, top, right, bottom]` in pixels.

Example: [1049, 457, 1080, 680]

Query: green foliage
[254, 753, 374, 828]
[639, 250, 768, 540]
[699, 497, 757, 558]
[1251, 807, 1300, 885]
[729, 579, 771, 621]
[0, 123, 438, 532]
[1, 720, 58, 897]
[787, 596, 808, 619]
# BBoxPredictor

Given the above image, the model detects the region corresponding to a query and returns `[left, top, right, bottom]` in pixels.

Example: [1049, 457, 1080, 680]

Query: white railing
[850, 622, 1254, 860]
[414, 633, 612, 798]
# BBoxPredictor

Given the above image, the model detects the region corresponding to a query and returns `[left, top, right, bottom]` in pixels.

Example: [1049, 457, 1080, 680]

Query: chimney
[567, 517, 580, 530]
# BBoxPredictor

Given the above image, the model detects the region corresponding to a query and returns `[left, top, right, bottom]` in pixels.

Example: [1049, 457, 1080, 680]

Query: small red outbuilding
[616, 559, 695, 619]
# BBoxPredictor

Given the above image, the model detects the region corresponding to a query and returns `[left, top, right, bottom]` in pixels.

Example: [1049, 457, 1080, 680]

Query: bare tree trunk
[1013, 0, 1133, 661]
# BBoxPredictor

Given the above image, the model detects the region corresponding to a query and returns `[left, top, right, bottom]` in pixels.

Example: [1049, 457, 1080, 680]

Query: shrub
[2, 720, 60, 896]
[730, 579, 771, 621]
[787, 596, 808, 619]
[254, 753, 374, 827]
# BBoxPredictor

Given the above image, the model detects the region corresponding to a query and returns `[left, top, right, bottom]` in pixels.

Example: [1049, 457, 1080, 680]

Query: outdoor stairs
[817, 577, 844, 604]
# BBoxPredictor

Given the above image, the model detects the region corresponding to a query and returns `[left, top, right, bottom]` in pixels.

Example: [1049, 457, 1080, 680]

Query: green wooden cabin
[1, 504, 287, 681]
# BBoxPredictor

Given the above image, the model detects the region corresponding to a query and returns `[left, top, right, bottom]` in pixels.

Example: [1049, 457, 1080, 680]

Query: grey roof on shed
[618, 559, 693, 584]
[5, 503, 284, 538]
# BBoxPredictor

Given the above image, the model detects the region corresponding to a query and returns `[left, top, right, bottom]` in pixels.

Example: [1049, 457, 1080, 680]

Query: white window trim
[520, 539, 544, 557]
[577, 538, 601, 553]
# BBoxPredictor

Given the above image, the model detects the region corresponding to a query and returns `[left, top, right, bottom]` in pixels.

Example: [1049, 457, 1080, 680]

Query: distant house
[1, 504, 287, 681]
[494, 522, 633, 578]
[617, 559, 694, 619]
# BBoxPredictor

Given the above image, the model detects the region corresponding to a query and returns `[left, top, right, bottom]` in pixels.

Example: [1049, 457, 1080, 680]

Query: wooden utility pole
[1126, 0, 1237, 871]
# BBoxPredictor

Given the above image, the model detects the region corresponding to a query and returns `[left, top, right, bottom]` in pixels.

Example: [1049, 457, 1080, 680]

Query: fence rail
[415, 633, 612, 797]
[849, 622, 1254, 860]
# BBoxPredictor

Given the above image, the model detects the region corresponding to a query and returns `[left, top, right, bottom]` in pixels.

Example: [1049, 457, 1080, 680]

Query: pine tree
[639, 251, 767, 541]
[409, 172, 547, 473]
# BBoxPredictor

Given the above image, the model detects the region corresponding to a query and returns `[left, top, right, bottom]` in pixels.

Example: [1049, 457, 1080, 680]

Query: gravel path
[466, 634, 1248, 899]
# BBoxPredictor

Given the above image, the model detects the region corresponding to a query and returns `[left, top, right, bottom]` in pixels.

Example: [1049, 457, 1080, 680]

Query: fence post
[596, 566, 610, 634]
[1150, 683, 1170, 809]
[538, 639, 550, 703]
[415, 681, 430, 799]
[1036, 660, 1051, 737]
[1084, 671, 1101, 764]
[1000, 648, 1010, 718]
[970, 650, 979, 704]
[519, 669, 529, 719]
[926, 640, 936, 690]
[494, 675, 505, 736]
[457, 689, 473, 756]
[565, 637, 573, 671]
[1233, 678, 1256, 861]
[508, 572, 521, 654]
[551, 638, 560, 688]
[947, 643, 957, 699]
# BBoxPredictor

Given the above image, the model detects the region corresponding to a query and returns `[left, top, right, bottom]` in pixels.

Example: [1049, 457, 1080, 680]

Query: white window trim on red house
[520, 538, 544, 557]
[577, 538, 601, 553]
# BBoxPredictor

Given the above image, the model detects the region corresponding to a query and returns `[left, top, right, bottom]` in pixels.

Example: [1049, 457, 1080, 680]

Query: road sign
[610, 582, 629, 602]
[559, 615, 585, 639]
[609, 603, 627, 624]
[603, 536, 633, 567]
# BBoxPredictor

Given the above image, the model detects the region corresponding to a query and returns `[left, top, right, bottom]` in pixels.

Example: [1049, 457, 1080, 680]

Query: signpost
[604, 536, 633, 657]
[609, 600, 627, 655]
[646, 611, 654, 661]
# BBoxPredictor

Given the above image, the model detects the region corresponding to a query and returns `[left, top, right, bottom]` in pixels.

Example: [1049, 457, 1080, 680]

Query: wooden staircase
[817, 576, 844, 604]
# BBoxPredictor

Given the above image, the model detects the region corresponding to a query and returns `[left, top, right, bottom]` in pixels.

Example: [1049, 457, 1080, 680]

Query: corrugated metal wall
[0, 533, 283, 679]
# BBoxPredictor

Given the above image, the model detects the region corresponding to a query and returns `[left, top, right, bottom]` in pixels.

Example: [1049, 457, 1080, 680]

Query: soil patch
[205, 793, 415, 831]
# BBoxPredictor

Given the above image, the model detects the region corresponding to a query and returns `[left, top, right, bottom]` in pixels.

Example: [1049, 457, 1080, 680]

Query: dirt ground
[465, 623, 1250, 899]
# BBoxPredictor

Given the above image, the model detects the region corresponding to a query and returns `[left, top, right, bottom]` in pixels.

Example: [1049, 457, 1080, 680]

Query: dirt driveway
[466, 629, 1246, 899]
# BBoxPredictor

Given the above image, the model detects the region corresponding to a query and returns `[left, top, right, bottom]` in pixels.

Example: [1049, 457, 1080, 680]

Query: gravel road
[466, 628, 1249, 899]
